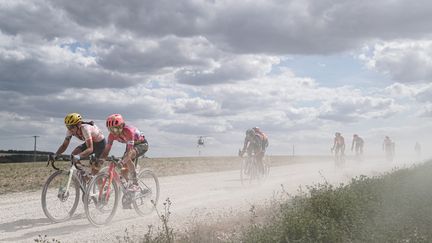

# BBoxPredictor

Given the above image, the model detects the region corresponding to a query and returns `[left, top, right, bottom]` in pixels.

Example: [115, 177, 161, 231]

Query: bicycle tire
[84, 173, 119, 226]
[240, 158, 248, 185]
[41, 170, 80, 223]
[133, 169, 160, 216]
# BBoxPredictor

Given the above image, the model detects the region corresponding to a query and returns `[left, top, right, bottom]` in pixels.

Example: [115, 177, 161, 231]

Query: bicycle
[41, 154, 93, 223]
[239, 149, 267, 185]
[331, 147, 345, 167]
[83, 155, 160, 226]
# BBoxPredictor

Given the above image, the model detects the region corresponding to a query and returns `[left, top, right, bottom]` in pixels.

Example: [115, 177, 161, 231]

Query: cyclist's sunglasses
[66, 125, 77, 130]
[109, 126, 123, 134]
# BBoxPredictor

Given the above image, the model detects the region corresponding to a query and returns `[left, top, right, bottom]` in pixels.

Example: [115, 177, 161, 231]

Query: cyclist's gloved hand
[239, 150, 245, 157]
[72, 154, 81, 161]
[53, 154, 59, 160]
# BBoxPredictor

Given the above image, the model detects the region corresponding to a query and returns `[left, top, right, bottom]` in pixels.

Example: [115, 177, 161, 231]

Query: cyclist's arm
[78, 126, 94, 158]
[241, 137, 248, 153]
[55, 136, 71, 155]
[120, 128, 136, 164]
[100, 135, 114, 159]
[121, 140, 135, 165]
[331, 138, 336, 150]
[79, 138, 94, 158]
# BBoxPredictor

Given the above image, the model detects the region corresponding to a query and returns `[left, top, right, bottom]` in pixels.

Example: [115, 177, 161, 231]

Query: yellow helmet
[64, 113, 82, 125]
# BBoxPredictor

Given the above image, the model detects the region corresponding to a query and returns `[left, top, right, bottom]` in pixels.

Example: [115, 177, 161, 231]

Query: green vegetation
[239, 161, 432, 242]
[138, 160, 432, 242]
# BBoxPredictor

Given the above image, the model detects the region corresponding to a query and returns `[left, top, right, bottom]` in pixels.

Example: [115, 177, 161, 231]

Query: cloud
[96, 35, 215, 74]
[318, 96, 402, 122]
[172, 97, 221, 116]
[418, 104, 432, 117]
[175, 55, 279, 85]
[360, 40, 432, 83]
[41, 0, 432, 55]
[0, 0, 84, 39]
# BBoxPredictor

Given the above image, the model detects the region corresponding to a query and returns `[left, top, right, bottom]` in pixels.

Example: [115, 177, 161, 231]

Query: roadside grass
[0, 155, 313, 195]
[137, 160, 432, 242]
[239, 161, 432, 242]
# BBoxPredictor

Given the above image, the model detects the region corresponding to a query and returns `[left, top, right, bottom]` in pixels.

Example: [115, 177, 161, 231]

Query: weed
[33, 234, 60, 243]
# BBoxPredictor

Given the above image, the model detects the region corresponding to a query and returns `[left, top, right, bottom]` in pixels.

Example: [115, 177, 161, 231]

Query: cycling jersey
[334, 136, 345, 147]
[352, 137, 364, 148]
[106, 125, 146, 151]
[66, 124, 104, 142]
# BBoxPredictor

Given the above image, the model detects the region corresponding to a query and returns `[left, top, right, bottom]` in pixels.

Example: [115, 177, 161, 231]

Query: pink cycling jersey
[66, 124, 104, 142]
[107, 125, 145, 150]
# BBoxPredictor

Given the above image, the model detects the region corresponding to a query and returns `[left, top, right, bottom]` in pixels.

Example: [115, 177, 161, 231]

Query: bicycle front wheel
[41, 170, 80, 223]
[84, 173, 119, 226]
[133, 169, 160, 216]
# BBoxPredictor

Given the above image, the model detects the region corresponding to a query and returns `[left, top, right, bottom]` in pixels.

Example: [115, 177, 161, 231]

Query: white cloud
[319, 96, 403, 122]
[360, 40, 432, 83]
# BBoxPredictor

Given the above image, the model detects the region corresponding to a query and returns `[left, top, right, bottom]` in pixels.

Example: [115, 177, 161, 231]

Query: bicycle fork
[63, 166, 76, 195]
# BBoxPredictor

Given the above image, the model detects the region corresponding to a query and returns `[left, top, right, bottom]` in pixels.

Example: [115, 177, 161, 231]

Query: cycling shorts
[77, 138, 106, 159]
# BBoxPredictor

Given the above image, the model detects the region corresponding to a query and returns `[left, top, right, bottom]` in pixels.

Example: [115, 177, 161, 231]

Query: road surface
[0, 158, 418, 242]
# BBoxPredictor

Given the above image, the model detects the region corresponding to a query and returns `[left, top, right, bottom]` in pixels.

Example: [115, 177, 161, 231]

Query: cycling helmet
[106, 114, 124, 128]
[246, 128, 256, 137]
[64, 113, 82, 126]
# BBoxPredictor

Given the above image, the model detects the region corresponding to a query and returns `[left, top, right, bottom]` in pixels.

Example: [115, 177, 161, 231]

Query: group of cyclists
[56, 112, 271, 189]
[331, 133, 365, 161]
[331, 132, 401, 163]
[58, 111, 412, 199]
[55, 112, 149, 208]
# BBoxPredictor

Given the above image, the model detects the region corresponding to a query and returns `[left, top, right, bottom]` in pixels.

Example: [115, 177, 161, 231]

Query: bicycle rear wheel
[133, 169, 160, 216]
[84, 173, 119, 226]
[41, 170, 80, 223]
[263, 156, 271, 178]
[240, 158, 248, 185]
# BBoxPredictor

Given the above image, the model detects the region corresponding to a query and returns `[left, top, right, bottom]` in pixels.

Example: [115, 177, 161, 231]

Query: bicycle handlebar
[47, 154, 60, 170]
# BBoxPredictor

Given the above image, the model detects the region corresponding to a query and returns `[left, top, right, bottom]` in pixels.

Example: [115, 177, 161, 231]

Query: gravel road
[0, 158, 417, 242]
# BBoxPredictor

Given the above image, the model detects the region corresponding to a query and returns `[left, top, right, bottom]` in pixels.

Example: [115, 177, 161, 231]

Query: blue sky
[1, 0, 432, 158]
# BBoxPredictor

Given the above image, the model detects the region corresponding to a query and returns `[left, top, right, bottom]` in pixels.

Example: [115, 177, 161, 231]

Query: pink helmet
[106, 114, 124, 128]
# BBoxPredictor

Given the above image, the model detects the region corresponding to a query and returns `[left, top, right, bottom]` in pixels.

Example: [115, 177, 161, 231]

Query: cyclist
[331, 132, 345, 162]
[252, 127, 269, 152]
[383, 136, 394, 162]
[415, 142, 421, 159]
[54, 113, 106, 175]
[197, 136, 205, 147]
[351, 134, 364, 158]
[100, 114, 148, 194]
[239, 127, 269, 173]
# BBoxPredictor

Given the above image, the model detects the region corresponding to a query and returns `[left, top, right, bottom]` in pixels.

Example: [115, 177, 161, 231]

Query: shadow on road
[0, 213, 88, 242]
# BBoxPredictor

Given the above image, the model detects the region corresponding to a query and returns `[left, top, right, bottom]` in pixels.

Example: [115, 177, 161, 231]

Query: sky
[1, 0, 432, 157]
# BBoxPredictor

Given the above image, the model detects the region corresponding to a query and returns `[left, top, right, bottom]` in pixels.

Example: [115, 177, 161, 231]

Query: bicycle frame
[47, 155, 87, 195]
[48, 155, 97, 198]
[100, 157, 136, 202]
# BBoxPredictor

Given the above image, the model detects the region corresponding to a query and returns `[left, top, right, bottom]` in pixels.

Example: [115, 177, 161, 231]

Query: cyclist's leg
[335, 146, 340, 161]
[71, 144, 85, 165]
[91, 139, 106, 175]
[130, 143, 148, 183]
[256, 151, 265, 173]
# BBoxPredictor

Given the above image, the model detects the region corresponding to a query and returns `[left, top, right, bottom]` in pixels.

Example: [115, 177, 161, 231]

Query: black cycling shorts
[77, 139, 106, 159]
[134, 139, 149, 157]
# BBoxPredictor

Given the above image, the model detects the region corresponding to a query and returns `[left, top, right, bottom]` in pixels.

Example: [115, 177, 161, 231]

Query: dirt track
[0, 158, 418, 242]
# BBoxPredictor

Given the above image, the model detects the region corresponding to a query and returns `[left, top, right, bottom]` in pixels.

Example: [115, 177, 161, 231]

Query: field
[0, 155, 330, 194]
